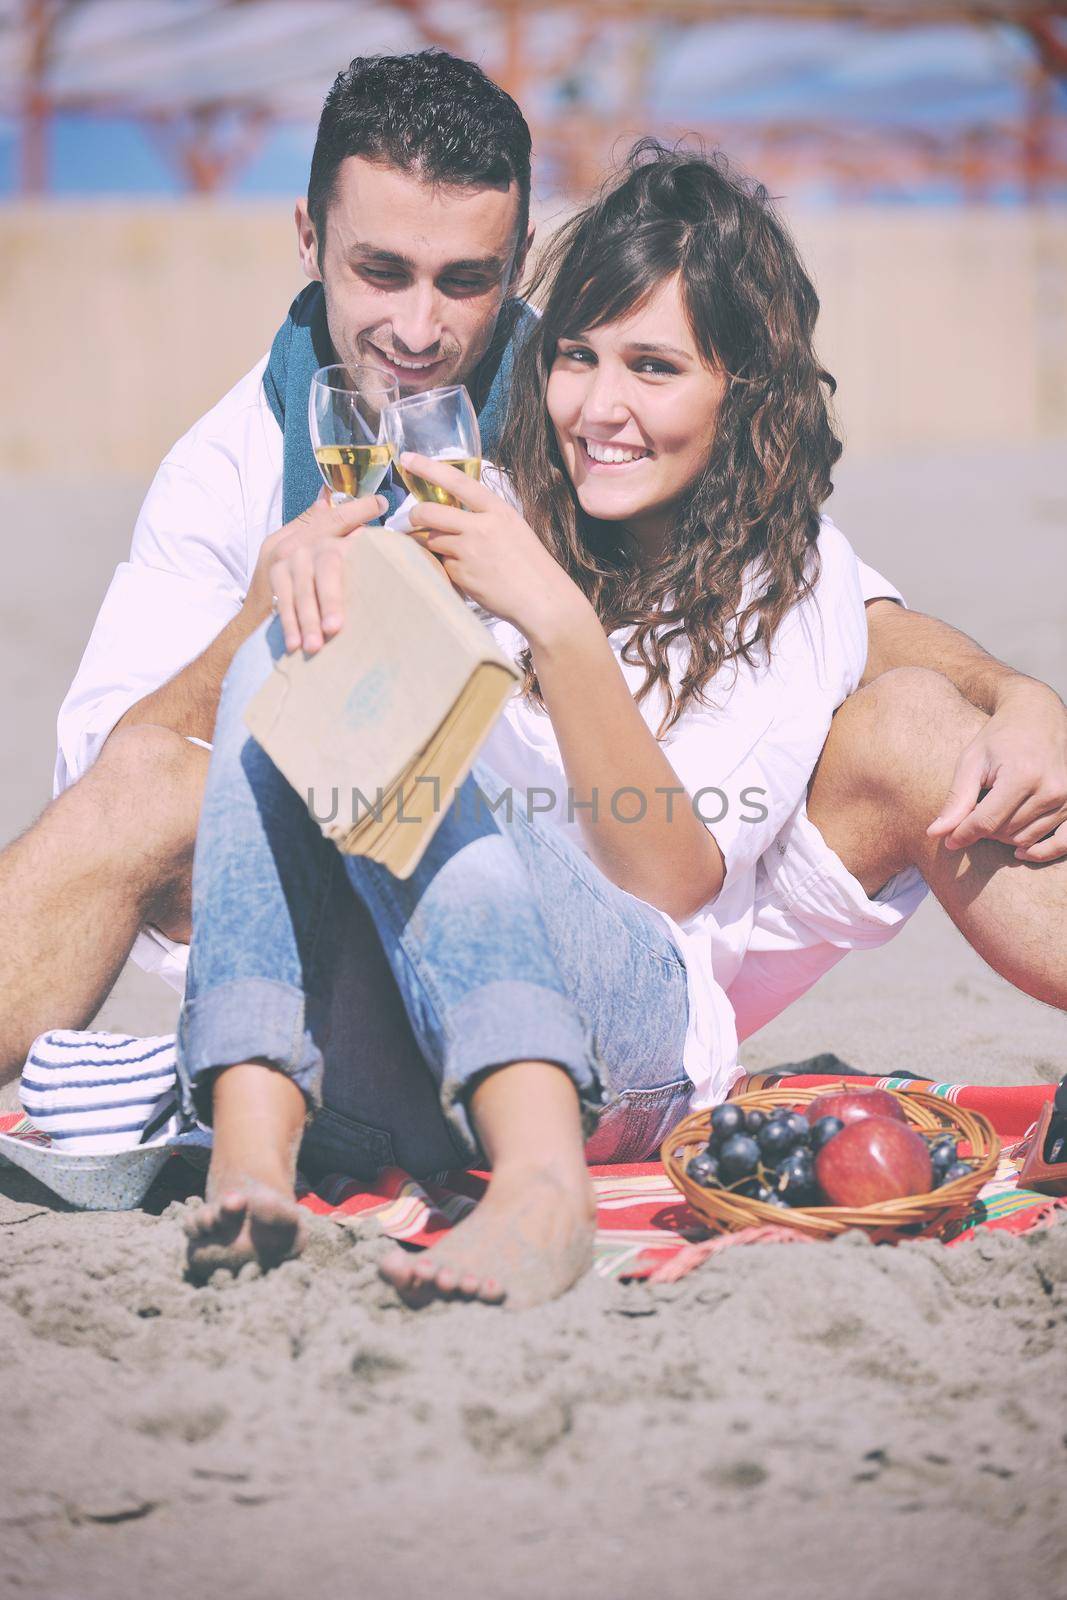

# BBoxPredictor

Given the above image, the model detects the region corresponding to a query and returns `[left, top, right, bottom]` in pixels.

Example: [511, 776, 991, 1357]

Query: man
[0, 50, 534, 1077]
[0, 47, 1064, 1086]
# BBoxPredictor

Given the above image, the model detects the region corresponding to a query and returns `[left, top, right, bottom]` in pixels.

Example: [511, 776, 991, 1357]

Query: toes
[382, 1263, 439, 1310]
[183, 1186, 304, 1283]
[379, 1247, 419, 1290]
[248, 1208, 304, 1271]
[380, 1250, 459, 1304]
[185, 1239, 236, 1285]
[379, 1249, 440, 1308]
[424, 1263, 505, 1304]
[387, 1253, 507, 1306]
[409, 1260, 462, 1304]
[183, 1207, 213, 1240]
[184, 1196, 248, 1244]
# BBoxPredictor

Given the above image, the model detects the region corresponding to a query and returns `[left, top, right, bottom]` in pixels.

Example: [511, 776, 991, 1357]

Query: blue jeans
[176, 619, 693, 1179]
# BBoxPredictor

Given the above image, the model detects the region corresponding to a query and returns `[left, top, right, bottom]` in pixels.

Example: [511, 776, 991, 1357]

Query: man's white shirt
[55, 354, 905, 992]
[55, 356, 282, 796]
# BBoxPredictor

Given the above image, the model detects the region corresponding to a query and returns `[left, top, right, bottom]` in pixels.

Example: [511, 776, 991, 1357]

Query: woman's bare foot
[184, 1167, 306, 1283]
[183, 1061, 308, 1283]
[379, 1162, 596, 1310]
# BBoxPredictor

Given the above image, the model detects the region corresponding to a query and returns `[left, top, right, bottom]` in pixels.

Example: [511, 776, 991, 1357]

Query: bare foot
[184, 1168, 306, 1283]
[183, 1061, 308, 1284]
[379, 1164, 596, 1310]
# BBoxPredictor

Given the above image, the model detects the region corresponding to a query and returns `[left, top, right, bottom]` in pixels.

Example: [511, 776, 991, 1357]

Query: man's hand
[110, 490, 387, 747]
[928, 679, 1067, 861]
[246, 488, 387, 653]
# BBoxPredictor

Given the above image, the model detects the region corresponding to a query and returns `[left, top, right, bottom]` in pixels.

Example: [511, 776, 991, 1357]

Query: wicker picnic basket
[661, 1084, 1001, 1243]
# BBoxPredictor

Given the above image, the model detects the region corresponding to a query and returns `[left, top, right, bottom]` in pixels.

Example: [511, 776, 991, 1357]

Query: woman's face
[545, 272, 726, 553]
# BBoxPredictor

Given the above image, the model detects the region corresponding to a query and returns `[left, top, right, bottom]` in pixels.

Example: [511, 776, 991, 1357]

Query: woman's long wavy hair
[497, 141, 842, 737]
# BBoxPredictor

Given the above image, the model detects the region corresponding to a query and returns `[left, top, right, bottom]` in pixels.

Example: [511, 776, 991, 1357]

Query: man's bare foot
[184, 1165, 306, 1283]
[379, 1163, 596, 1310]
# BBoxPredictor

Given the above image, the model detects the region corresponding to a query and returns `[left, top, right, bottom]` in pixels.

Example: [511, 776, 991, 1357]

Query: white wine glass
[381, 385, 482, 508]
[309, 363, 400, 503]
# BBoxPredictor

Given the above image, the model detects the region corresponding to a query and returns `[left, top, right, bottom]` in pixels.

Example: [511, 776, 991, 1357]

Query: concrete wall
[793, 208, 1067, 459]
[2, 200, 1065, 478]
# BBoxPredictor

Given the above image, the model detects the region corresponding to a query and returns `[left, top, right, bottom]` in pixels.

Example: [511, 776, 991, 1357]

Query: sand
[1, 444, 1066, 1599]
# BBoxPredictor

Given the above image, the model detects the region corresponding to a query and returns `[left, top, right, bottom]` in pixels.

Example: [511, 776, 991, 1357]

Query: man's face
[296, 155, 529, 396]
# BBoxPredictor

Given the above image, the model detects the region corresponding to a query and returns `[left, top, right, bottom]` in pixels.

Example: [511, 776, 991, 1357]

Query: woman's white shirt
[446, 477, 871, 1108]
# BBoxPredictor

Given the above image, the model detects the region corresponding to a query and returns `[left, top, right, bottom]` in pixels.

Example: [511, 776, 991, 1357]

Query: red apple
[806, 1088, 907, 1127]
[815, 1115, 933, 1206]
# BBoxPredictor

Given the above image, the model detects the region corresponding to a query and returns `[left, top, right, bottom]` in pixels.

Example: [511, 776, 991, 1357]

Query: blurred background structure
[3, 1, 1067, 202]
[2, 0, 1066, 476]
[0, 1, 1065, 1043]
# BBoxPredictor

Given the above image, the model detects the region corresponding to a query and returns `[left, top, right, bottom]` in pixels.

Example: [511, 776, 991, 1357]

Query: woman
[179, 144, 918, 1305]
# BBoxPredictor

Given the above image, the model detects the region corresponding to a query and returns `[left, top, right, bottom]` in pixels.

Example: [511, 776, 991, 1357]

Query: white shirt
[56, 355, 905, 1053]
[461, 508, 873, 1109]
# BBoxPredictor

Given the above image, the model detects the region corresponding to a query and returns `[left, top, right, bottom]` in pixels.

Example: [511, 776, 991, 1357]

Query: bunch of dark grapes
[923, 1133, 973, 1187]
[685, 1102, 975, 1208]
[685, 1103, 835, 1208]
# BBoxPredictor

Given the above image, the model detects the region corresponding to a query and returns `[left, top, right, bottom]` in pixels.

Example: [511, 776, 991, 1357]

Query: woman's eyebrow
[558, 333, 692, 360]
[626, 341, 692, 360]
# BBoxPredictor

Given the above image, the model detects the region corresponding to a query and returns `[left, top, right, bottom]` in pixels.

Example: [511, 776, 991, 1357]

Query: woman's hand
[402, 454, 590, 646]
[267, 487, 387, 655]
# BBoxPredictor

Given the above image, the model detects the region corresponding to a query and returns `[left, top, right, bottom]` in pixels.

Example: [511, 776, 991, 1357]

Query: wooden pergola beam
[1023, 14, 1067, 80]
[18, 0, 67, 195]
[145, 105, 272, 195]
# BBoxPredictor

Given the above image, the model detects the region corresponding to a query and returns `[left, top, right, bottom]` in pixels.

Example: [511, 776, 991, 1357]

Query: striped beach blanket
[295, 1073, 1067, 1282]
[2, 1065, 1064, 1277]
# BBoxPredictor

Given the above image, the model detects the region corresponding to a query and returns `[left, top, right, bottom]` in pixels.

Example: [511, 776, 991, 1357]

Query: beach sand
[1, 445, 1065, 1599]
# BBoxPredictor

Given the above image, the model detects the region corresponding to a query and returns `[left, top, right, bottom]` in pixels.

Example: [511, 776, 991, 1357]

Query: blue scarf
[262, 282, 536, 522]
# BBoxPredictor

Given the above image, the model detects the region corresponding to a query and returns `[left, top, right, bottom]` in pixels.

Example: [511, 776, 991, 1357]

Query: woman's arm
[526, 598, 725, 921]
[398, 455, 725, 920]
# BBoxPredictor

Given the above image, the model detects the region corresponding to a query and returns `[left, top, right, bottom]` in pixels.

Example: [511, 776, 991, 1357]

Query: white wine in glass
[309, 364, 400, 503]
[314, 442, 392, 500]
[381, 385, 482, 509]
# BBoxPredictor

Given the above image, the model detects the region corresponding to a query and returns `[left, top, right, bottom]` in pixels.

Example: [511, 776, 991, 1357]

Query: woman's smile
[579, 437, 653, 468]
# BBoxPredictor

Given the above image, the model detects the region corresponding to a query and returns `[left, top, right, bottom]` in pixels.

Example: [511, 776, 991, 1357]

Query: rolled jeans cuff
[439, 980, 607, 1163]
[177, 977, 325, 1125]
